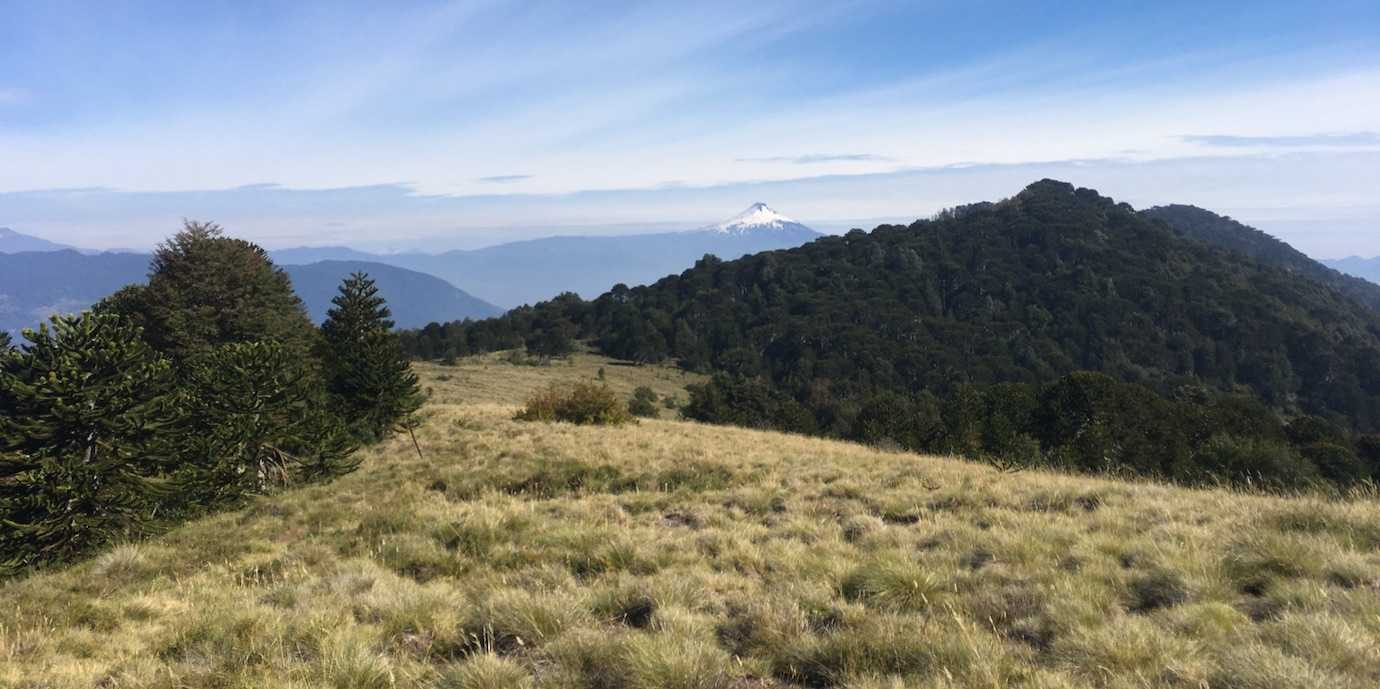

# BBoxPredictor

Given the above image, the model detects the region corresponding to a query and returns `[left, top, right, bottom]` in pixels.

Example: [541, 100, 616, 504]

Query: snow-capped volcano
[707, 203, 812, 234]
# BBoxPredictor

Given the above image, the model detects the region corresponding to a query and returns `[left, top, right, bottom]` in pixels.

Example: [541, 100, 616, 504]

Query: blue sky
[1, 1, 1378, 255]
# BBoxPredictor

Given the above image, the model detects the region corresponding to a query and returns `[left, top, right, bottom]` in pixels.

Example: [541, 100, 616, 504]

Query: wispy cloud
[1182, 132, 1380, 148]
[736, 153, 895, 164]
[476, 175, 533, 184]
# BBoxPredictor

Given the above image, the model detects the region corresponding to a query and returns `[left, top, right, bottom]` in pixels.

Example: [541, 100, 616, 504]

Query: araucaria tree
[321, 273, 423, 442]
[131, 220, 318, 360]
[0, 314, 179, 572]
[175, 341, 357, 510]
[0, 223, 393, 574]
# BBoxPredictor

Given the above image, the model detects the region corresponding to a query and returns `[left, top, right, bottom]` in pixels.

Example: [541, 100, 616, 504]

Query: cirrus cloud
[736, 153, 895, 164]
[1182, 132, 1380, 148]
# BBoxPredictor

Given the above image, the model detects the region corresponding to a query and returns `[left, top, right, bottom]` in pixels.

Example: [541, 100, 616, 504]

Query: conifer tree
[321, 273, 424, 443]
[138, 220, 317, 360]
[0, 313, 178, 571]
[175, 341, 357, 510]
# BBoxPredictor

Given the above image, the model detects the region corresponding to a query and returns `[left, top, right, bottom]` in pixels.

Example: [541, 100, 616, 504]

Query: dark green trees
[321, 273, 423, 442]
[176, 342, 356, 508]
[684, 374, 816, 434]
[136, 221, 317, 360]
[0, 314, 178, 571]
[1, 223, 391, 574]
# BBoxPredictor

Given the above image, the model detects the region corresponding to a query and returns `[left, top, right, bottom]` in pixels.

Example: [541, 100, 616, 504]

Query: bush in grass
[628, 387, 659, 418]
[516, 383, 633, 426]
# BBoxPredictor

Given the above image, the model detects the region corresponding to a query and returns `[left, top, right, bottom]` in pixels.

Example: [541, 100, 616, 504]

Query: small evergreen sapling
[321, 273, 424, 445]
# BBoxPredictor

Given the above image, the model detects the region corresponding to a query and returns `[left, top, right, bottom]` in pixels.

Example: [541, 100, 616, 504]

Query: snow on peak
[711, 203, 797, 233]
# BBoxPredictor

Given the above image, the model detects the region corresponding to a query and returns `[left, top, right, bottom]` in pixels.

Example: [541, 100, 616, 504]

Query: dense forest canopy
[1142, 204, 1380, 314]
[401, 180, 1380, 487]
[406, 180, 1380, 429]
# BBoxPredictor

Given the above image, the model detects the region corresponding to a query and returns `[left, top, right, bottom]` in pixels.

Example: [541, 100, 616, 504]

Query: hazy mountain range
[6, 201, 1377, 340]
[1323, 256, 1380, 286]
[0, 227, 77, 253]
[0, 251, 500, 337]
[0, 203, 820, 335]
[271, 203, 821, 308]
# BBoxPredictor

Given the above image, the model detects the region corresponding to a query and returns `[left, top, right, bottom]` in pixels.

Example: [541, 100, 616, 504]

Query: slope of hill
[1325, 256, 1380, 286]
[406, 181, 1380, 436]
[283, 260, 502, 326]
[272, 204, 821, 309]
[0, 227, 76, 253]
[0, 250, 150, 336]
[0, 252, 500, 335]
[1141, 205, 1380, 312]
[2, 357, 1376, 688]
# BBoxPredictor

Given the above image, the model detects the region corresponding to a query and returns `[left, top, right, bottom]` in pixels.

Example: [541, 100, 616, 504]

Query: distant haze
[1, 3, 1377, 256]
[2, 153, 1378, 259]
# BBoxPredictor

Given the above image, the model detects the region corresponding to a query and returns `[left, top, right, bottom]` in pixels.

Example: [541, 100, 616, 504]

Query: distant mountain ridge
[0, 227, 75, 253]
[1323, 256, 1380, 287]
[0, 251, 500, 337]
[1140, 205, 1380, 313]
[272, 204, 822, 309]
[285, 260, 502, 325]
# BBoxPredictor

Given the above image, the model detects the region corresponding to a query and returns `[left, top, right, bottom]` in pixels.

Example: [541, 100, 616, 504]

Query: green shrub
[628, 386, 659, 418]
[1301, 443, 1365, 485]
[516, 383, 633, 426]
[1190, 435, 1317, 488]
[684, 374, 816, 434]
[504, 350, 549, 367]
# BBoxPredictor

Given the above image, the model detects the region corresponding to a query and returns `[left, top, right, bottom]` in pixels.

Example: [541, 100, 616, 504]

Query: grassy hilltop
[3, 355, 1378, 689]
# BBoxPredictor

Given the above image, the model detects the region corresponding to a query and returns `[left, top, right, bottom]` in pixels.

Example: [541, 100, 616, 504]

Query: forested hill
[1141, 204, 1380, 313]
[404, 180, 1380, 435]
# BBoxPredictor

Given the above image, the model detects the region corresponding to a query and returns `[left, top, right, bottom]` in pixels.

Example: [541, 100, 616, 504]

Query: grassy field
[2, 353, 1378, 688]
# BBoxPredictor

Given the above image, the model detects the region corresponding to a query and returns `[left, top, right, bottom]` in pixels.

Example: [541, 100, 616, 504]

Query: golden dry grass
[2, 353, 1378, 688]
[417, 352, 703, 416]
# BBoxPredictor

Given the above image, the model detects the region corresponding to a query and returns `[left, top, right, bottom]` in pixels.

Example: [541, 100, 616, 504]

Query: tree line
[0, 222, 420, 574]
[685, 371, 1380, 489]
[399, 180, 1380, 489]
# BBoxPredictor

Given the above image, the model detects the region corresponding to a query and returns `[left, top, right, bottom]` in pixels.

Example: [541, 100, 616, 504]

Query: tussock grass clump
[622, 633, 733, 689]
[590, 581, 659, 628]
[1129, 569, 1190, 612]
[840, 557, 946, 611]
[438, 653, 533, 689]
[3, 358, 1379, 688]
[462, 588, 590, 652]
[515, 382, 633, 425]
